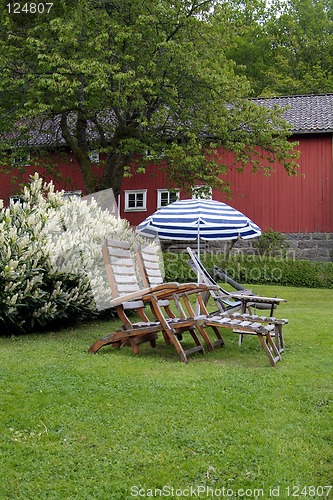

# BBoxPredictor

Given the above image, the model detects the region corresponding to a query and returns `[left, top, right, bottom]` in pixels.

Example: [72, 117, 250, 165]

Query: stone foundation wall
[162, 233, 333, 262]
[283, 233, 333, 261]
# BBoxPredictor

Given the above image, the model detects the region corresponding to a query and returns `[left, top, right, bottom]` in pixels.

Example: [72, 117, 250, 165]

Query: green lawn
[0, 285, 332, 499]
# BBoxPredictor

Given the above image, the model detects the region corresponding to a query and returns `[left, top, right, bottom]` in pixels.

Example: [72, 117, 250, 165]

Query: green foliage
[226, 0, 333, 96]
[223, 255, 333, 289]
[0, 0, 298, 195]
[252, 228, 289, 257]
[0, 176, 95, 333]
[163, 252, 333, 289]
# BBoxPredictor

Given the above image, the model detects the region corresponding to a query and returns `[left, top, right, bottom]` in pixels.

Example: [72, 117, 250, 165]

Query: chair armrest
[230, 293, 286, 304]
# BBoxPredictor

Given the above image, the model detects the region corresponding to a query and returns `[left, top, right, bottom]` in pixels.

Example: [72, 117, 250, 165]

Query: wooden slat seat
[223, 312, 287, 353]
[195, 313, 281, 367]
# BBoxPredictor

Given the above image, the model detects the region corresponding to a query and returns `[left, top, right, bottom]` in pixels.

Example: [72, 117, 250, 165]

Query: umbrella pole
[197, 222, 201, 283]
[196, 222, 201, 315]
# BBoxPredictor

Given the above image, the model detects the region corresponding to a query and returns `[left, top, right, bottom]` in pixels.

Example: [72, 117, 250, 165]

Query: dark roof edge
[292, 129, 333, 135]
[253, 92, 333, 101]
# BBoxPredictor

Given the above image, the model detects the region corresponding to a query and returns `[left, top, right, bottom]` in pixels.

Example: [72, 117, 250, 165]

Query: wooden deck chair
[136, 244, 287, 354]
[137, 244, 283, 366]
[138, 243, 288, 366]
[187, 247, 283, 315]
[88, 239, 208, 363]
[193, 294, 282, 367]
[186, 247, 287, 355]
[136, 244, 225, 350]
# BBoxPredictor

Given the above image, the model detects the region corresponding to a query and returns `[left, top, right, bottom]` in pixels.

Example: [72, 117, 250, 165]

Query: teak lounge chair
[88, 239, 212, 363]
[187, 247, 287, 352]
[137, 245, 287, 366]
[187, 246, 284, 316]
[136, 244, 225, 350]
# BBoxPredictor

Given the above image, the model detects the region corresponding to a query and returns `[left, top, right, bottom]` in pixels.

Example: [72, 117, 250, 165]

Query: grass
[0, 285, 332, 499]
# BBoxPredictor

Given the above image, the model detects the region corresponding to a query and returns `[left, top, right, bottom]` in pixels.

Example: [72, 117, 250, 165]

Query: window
[144, 149, 153, 159]
[89, 150, 100, 163]
[11, 152, 31, 167]
[192, 185, 212, 200]
[63, 190, 82, 199]
[157, 189, 180, 208]
[9, 195, 24, 205]
[124, 190, 147, 211]
[145, 148, 165, 160]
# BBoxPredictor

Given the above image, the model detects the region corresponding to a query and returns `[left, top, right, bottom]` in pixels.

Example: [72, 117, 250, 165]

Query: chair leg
[166, 325, 206, 362]
[112, 340, 126, 349]
[88, 332, 158, 354]
[274, 324, 285, 353]
[208, 325, 225, 349]
[150, 295, 204, 362]
[128, 333, 159, 353]
[167, 331, 190, 363]
[195, 323, 215, 351]
[257, 333, 281, 367]
[129, 338, 140, 354]
[266, 333, 282, 362]
[188, 327, 206, 354]
[161, 331, 172, 345]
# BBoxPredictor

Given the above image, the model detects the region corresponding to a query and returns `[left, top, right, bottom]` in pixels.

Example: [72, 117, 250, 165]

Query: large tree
[0, 0, 297, 196]
[226, 0, 333, 96]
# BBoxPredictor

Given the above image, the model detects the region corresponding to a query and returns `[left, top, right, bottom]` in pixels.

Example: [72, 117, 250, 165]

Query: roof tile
[255, 94, 333, 133]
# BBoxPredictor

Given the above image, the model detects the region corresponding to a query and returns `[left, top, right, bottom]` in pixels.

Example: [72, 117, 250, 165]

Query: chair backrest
[186, 247, 229, 293]
[212, 265, 247, 292]
[103, 238, 141, 298]
[186, 246, 245, 313]
[137, 244, 164, 287]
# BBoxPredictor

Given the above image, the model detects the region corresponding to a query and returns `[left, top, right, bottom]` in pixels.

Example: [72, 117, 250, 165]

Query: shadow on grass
[91, 331, 276, 368]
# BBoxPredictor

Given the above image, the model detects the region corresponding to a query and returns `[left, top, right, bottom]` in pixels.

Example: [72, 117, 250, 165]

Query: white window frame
[124, 189, 147, 212]
[145, 148, 165, 160]
[89, 150, 100, 163]
[9, 195, 24, 205]
[63, 190, 82, 199]
[192, 185, 212, 200]
[11, 152, 31, 167]
[157, 189, 180, 209]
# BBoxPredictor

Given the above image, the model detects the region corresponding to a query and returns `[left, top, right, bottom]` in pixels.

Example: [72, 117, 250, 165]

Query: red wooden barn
[120, 95, 333, 235]
[1, 94, 333, 243]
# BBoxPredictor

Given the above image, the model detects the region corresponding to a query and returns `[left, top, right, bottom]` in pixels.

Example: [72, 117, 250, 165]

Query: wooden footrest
[201, 315, 283, 367]
[219, 311, 288, 325]
[184, 345, 205, 356]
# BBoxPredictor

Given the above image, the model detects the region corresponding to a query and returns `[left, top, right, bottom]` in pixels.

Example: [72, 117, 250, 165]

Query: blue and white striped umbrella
[136, 199, 261, 255]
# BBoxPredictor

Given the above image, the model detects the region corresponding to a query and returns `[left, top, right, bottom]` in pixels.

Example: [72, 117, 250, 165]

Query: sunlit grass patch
[0, 285, 332, 499]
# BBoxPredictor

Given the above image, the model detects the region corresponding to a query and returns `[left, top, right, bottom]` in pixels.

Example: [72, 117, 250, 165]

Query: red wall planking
[120, 134, 333, 232]
[1, 134, 332, 233]
[0, 152, 87, 199]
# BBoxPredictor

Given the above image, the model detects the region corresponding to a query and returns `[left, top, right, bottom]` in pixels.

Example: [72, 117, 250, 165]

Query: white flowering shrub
[45, 191, 140, 311]
[0, 173, 151, 334]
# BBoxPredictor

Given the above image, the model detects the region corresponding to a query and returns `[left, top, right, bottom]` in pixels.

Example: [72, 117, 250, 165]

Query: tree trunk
[78, 155, 97, 194]
[102, 152, 128, 199]
[60, 112, 96, 194]
[61, 114, 139, 196]
[101, 124, 140, 198]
